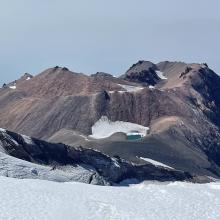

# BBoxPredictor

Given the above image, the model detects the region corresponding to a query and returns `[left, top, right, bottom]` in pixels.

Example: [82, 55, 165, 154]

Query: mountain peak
[126, 60, 157, 73]
[91, 72, 114, 78]
[120, 60, 159, 85]
[0, 60, 220, 181]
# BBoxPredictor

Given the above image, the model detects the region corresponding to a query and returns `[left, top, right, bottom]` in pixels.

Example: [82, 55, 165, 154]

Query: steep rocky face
[0, 129, 196, 184]
[183, 66, 220, 168]
[189, 66, 220, 126]
[120, 60, 160, 85]
[0, 61, 220, 180]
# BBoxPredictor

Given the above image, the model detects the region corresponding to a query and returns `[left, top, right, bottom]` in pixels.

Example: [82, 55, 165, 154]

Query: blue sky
[0, 0, 220, 85]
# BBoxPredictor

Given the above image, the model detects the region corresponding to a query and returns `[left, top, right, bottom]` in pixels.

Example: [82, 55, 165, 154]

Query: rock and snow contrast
[9, 83, 16, 89]
[1, 60, 220, 219]
[1, 176, 220, 220]
[0, 128, 195, 185]
[149, 85, 155, 89]
[90, 116, 149, 139]
[140, 157, 174, 170]
[155, 70, 167, 79]
[1, 61, 220, 179]
[117, 84, 143, 93]
[0, 152, 101, 183]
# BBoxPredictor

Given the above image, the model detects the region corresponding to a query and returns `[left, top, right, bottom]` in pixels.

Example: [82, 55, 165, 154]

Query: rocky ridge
[0, 61, 220, 180]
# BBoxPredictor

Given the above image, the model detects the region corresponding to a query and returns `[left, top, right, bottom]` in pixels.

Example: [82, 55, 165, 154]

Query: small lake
[127, 134, 142, 140]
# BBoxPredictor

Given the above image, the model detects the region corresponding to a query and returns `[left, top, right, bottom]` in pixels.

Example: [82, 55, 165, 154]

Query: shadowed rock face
[0, 129, 196, 185]
[0, 61, 220, 180]
[120, 60, 160, 85]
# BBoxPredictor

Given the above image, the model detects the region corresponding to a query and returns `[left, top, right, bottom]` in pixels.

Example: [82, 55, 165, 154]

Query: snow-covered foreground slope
[0, 152, 97, 183]
[1, 177, 220, 220]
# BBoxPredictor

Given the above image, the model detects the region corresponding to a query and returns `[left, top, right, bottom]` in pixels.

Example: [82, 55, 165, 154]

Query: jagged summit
[22, 72, 33, 78]
[91, 72, 114, 78]
[126, 60, 157, 73]
[120, 60, 159, 85]
[121, 60, 212, 88]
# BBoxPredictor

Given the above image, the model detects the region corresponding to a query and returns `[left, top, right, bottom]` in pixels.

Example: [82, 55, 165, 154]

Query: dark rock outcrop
[120, 60, 160, 85]
[0, 128, 199, 185]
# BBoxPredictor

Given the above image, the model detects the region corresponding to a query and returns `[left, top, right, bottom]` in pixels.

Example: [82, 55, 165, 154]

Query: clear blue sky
[0, 0, 220, 85]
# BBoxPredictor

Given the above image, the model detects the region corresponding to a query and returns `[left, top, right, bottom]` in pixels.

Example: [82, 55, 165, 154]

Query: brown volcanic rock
[0, 67, 142, 138]
[0, 61, 220, 178]
[16, 67, 122, 98]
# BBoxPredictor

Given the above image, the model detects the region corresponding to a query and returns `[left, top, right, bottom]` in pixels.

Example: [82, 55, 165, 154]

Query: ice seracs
[90, 116, 149, 139]
[0, 152, 98, 183]
[156, 70, 167, 80]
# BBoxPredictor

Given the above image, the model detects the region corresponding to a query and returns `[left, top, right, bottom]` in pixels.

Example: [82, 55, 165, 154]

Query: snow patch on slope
[149, 85, 155, 89]
[156, 71, 167, 80]
[90, 116, 149, 139]
[0, 177, 220, 220]
[111, 158, 120, 168]
[21, 134, 34, 145]
[117, 84, 143, 92]
[9, 84, 16, 90]
[0, 128, 6, 132]
[140, 157, 174, 170]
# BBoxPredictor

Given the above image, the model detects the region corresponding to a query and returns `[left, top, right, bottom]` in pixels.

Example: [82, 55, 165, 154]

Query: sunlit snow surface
[149, 85, 155, 89]
[21, 134, 34, 145]
[140, 157, 174, 169]
[117, 84, 143, 92]
[0, 177, 220, 220]
[90, 116, 149, 139]
[9, 85, 16, 89]
[156, 70, 167, 79]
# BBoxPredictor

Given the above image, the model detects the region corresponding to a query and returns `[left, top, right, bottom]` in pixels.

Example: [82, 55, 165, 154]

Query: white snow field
[1, 177, 220, 220]
[90, 116, 149, 139]
[156, 70, 167, 79]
